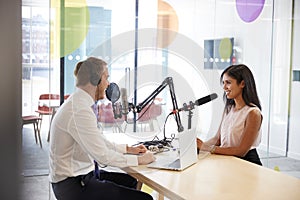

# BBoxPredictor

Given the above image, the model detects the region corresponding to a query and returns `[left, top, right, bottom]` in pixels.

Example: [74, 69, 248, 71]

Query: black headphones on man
[84, 60, 102, 86]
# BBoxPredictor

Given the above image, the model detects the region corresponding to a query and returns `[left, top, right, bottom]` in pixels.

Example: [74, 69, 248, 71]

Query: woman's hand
[197, 138, 215, 152]
[127, 144, 148, 155]
[196, 138, 203, 149]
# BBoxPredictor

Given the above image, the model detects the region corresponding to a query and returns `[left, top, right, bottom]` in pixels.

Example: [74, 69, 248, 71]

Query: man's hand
[137, 151, 156, 165]
[127, 144, 147, 154]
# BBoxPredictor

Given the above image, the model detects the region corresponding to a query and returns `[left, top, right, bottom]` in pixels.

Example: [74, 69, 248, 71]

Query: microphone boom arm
[133, 77, 184, 133]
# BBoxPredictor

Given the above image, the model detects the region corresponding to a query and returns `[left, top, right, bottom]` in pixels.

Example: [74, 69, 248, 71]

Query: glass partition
[49, 0, 283, 152]
[22, 1, 54, 116]
[21, 0, 297, 166]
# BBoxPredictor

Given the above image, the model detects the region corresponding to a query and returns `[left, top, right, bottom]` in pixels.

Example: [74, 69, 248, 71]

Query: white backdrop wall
[161, 0, 296, 157]
[267, 0, 293, 156]
[288, 0, 300, 160]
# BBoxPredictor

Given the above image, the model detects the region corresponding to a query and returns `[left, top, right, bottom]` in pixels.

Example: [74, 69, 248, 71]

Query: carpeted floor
[22, 125, 50, 177]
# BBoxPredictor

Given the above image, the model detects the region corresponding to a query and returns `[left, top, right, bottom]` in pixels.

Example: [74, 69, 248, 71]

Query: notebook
[147, 128, 198, 171]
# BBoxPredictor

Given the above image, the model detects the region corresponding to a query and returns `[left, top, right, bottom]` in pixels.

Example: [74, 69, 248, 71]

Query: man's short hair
[74, 57, 107, 86]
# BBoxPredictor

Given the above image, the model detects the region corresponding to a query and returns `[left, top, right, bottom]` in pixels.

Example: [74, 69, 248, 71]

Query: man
[49, 57, 155, 200]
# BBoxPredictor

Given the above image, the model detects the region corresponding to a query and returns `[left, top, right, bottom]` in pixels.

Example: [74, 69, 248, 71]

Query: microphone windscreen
[105, 82, 120, 103]
[210, 93, 218, 100]
[195, 93, 218, 106]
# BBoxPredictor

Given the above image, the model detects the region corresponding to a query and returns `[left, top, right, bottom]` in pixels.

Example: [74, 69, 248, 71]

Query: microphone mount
[171, 93, 218, 129]
[106, 77, 184, 142]
[132, 77, 184, 133]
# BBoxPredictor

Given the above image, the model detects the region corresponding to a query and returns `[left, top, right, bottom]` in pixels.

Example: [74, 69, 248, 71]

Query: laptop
[147, 128, 198, 171]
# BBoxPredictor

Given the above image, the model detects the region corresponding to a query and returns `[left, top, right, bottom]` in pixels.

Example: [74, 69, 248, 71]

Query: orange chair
[137, 103, 162, 132]
[35, 94, 60, 133]
[64, 94, 70, 100]
[22, 115, 42, 148]
[97, 103, 125, 132]
[43, 94, 69, 142]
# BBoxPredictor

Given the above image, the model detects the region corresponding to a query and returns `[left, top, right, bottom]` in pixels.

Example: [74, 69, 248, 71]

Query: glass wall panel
[47, 0, 297, 163]
[50, 0, 136, 95]
[289, 0, 300, 160]
[22, 1, 52, 117]
[50, 0, 258, 139]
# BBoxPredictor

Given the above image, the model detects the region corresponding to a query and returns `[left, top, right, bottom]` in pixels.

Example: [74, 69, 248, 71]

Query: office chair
[97, 103, 125, 133]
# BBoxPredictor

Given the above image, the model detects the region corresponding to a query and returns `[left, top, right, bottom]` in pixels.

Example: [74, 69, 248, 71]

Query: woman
[197, 64, 263, 165]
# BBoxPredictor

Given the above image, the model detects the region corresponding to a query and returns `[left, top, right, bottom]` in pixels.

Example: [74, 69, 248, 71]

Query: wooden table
[123, 153, 300, 200]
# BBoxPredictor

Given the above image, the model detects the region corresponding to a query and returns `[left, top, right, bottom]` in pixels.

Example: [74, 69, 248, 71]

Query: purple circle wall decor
[236, 0, 265, 23]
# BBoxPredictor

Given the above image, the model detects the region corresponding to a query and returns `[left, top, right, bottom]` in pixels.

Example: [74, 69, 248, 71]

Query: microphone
[120, 88, 129, 115]
[112, 102, 122, 119]
[195, 93, 218, 106]
[171, 93, 218, 114]
[106, 83, 133, 119]
[105, 82, 122, 119]
[105, 82, 120, 104]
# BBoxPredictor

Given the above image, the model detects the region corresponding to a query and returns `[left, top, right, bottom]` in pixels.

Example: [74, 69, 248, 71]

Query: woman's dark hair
[220, 64, 261, 114]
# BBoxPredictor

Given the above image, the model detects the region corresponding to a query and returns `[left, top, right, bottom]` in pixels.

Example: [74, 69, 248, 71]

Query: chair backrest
[98, 103, 125, 123]
[138, 103, 162, 122]
[64, 94, 70, 100]
[37, 94, 60, 113]
[39, 94, 60, 100]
